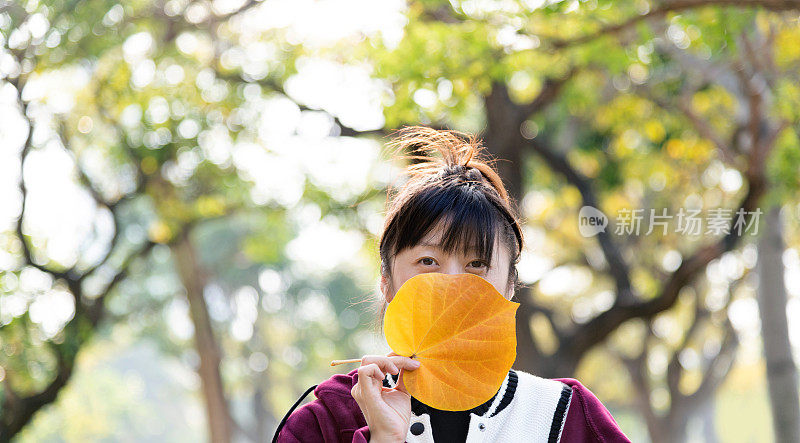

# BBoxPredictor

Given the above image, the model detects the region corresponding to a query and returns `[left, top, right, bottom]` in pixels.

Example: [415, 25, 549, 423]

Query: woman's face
[381, 226, 513, 303]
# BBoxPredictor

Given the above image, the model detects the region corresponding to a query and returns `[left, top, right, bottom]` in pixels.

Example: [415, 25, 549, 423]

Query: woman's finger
[383, 353, 419, 396]
[361, 354, 400, 374]
[356, 363, 384, 401]
[395, 367, 410, 396]
[352, 377, 373, 399]
[363, 354, 420, 374]
[359, 362, 385, 383]
[358, 354, 420, 397]
[389, 355, 421, 372]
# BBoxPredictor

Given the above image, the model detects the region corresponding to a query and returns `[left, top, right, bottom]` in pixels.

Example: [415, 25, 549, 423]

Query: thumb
[395, 368, 411, 396]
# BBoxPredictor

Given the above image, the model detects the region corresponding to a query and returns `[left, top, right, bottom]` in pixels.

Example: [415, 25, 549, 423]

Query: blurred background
[1, 0, 800, 442]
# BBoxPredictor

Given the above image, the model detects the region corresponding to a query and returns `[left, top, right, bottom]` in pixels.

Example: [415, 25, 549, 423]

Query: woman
[274, 126, 631, 442]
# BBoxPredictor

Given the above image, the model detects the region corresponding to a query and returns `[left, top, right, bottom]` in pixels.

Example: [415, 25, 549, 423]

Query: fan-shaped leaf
[384, 272, 519, 411]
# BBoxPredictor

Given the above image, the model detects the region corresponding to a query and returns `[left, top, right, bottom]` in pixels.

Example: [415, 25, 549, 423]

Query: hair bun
[384, 125, 510, 203]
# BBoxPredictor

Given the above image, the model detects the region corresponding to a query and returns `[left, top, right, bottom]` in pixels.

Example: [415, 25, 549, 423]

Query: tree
[1, 1, 383, 440]
[613, 275, 743, 443]
[758, 204, 800, 442]
[1, 0, 268, 440]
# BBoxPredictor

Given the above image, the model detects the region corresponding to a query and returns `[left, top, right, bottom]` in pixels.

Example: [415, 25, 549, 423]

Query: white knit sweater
[383, 369, 572, 443]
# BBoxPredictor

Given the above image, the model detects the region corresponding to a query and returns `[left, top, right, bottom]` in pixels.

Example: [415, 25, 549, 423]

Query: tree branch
[681, 276, 742, 406]
[670, 301, 711, 394]
[211, 0, 263, 23]
[611, 327, 660, 434]
[543, 0, 800, 50]
[87, 240, 157, 324]
[525, 136, 636, 304]
[0, 345, 73, 440]
[520, 67, 579, 118]
[9, 75, 72, 281]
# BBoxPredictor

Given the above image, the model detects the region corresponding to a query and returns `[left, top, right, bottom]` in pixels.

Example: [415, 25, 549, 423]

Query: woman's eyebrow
[416, 242, 483, 257]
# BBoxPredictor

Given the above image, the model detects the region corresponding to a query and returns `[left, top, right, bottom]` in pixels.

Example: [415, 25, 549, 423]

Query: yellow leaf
[665, 139, 685, 159]
[197, 195, 226, 217]
[644, 121, 666, 143]
[141, 156, 158, 175]
[384, 273, 519, 411]
[148, 221, 172, 243]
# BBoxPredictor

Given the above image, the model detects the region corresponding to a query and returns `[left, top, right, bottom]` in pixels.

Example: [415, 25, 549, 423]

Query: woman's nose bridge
[441, 258, 462, 275]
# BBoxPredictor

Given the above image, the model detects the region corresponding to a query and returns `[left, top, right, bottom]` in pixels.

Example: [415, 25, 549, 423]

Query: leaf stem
[330, 358, 362, 366]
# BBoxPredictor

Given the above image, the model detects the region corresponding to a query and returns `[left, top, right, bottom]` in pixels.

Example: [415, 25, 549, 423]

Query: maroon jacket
[275, 368, 631, 442]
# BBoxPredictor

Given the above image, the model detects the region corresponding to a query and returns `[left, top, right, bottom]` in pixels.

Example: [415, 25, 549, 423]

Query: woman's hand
[351, 352, 421, 443]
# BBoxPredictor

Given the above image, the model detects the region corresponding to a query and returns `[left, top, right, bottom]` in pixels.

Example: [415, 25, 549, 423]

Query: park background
[2, 0, 800, 441]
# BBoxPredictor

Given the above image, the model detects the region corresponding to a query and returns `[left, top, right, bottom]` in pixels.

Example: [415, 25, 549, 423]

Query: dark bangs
[380, 181, 508, 267]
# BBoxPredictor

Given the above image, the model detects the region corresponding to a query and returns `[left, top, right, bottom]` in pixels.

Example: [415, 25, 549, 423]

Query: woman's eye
[418, 257, 437, 266]
[469, 260, 488, 269]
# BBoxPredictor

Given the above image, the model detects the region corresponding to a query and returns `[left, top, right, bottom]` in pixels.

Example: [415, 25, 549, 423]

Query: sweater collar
[385, 369, 518, 418]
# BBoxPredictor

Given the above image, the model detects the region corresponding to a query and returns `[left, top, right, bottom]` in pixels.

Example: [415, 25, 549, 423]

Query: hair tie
[463, 147, 474, 167]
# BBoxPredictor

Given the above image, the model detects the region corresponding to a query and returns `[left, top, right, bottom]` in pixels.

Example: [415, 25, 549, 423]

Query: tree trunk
[483, 83, 542, 377]
[172, 229, 233, 443]
[757, 204, 800, 443]
[701, 400, 719, 443]
[254, 386, 267, 442]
